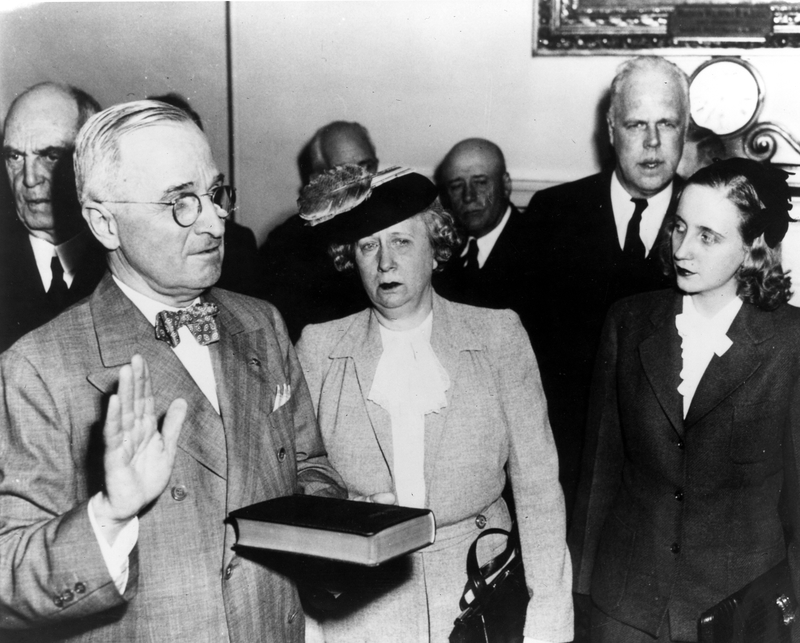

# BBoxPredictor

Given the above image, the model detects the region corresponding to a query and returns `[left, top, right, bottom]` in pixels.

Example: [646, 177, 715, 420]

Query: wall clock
[689, 57, 764, 137]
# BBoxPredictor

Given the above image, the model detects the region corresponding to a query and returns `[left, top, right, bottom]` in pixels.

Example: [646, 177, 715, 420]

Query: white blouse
[367, 312, 450, 508]
[676, 295, 742, 418]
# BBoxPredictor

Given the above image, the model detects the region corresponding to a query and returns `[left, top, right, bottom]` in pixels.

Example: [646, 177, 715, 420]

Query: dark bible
[229, 495, 436, 566]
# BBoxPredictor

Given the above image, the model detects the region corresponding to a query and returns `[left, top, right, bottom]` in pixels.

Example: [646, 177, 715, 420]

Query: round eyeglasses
[101, 185, 236, 228]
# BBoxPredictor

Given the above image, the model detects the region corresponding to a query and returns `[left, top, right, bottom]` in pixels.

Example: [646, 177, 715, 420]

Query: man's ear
[82, 201, 120, 251]
[502, 172, 512, 200]
[606, 111, 616, 144]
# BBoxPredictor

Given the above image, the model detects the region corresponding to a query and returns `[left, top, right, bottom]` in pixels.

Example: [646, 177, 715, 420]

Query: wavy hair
[661, 159, 793, 311]
[328, 198, 462, 273]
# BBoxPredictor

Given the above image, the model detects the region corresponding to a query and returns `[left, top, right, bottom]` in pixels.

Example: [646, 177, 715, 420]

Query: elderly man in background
[259, 120, 378, 340]
[0, 100, 345, 642]
[525, 56, 689, 522]
[433, 137, 539, 338]
[0, 82, 106, 352]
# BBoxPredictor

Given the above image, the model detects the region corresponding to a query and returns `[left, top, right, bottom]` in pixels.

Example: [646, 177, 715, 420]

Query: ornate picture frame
[533, 0, 800, 53]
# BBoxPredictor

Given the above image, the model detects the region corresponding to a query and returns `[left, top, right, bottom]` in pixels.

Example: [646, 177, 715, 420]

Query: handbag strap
[465, 527, 518, 598]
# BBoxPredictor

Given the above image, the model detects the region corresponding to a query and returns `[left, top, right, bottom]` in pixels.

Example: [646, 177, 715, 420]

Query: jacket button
[288, 608, 298, 624]
[249, 358, 261, 367]
[671, 543, 681, 554]
[475, 514, 487, 529]
[277, 447, 287, 462]
[224, 564, 234, 580]
[53, 596, 64, 608]
[60, 589, 74, 603]
[677, 439, 685, 450]
[171, 485, 188, 501]
[74, 582, 86, 594]
[674, 489, 684, 502]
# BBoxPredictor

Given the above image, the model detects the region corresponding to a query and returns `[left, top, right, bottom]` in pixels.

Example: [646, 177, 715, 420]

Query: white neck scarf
[368, 311, 450, 507]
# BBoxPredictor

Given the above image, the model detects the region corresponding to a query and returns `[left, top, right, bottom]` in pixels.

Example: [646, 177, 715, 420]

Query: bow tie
[154, 302, 220, 348]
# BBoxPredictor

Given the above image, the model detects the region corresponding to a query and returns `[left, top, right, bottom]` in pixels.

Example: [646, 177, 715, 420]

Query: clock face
[690, 59, 763, 136]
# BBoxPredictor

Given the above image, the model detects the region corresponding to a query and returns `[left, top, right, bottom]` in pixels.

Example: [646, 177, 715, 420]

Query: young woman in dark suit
[570, 158, 800, 643]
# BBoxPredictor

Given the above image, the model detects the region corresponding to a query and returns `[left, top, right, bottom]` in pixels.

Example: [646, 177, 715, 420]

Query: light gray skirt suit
[296, 294, 573, 643]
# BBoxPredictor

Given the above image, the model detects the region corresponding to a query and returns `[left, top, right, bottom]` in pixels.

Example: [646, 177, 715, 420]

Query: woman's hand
[352, 491, 397, 505]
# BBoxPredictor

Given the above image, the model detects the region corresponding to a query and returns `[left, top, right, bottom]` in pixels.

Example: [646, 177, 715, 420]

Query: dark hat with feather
[297, 165, 438, 244]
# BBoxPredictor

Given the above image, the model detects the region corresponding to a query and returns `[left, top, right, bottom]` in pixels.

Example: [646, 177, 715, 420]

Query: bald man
[0, 82, 106, 352]
[433, 138, 540, 338]
[259, 121, 377, 341]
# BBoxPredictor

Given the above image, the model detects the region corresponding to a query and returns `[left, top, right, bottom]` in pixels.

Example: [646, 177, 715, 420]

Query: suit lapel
[425, 295, 481, 501]
[684, 303, 771, 429]
[331, 310, 395, 471]
[639, 292, 684, 435]
[86, 275, 227, 479]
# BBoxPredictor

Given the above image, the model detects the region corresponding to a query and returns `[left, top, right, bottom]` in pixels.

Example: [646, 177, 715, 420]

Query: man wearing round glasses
[0, 100, 346, 642]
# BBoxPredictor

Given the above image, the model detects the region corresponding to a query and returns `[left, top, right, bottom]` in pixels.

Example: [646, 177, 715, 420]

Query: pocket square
[273, 384, 292, 412]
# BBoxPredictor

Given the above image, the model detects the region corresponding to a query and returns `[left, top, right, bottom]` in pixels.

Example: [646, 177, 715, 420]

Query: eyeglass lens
[173, 186, 236, 226]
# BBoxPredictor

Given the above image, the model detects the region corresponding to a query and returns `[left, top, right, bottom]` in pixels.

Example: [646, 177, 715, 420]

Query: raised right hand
[93, 354, 186, 541]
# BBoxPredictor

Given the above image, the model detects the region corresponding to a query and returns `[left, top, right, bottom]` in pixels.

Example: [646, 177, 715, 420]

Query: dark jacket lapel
[638, 292, 684, 435]
[684, 303, 771, 429]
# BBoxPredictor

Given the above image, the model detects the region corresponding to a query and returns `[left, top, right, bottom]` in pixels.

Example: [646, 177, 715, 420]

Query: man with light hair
[525, 56, 689, 522]
[0, 82, 106, 352]
[0, 100, 345, 642]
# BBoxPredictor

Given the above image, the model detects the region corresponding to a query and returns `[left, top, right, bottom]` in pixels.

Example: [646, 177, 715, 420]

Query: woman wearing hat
[570, 158, 800, 642]
[295, 167, 573, 642]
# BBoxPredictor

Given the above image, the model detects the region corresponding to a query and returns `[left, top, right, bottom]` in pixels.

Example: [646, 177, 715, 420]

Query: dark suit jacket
[0, 274, 345, 642]
[433, 203, 540, 339]
[524, 171, 680, 515]
[570, 290, 800, 641]
[0, 221, 106, 353]
[259, 215, 369, 342]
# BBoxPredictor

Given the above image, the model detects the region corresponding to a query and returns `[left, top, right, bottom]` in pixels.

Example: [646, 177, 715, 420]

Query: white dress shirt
[29, 230, 91, 290]
[460, 204, 513, 268]
[610, 172, 673, 256]
[88, 277, 222, 594]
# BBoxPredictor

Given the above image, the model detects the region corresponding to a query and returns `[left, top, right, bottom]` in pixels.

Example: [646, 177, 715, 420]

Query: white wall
[0, 2, 230, 181]
[3, 2, 800, 247]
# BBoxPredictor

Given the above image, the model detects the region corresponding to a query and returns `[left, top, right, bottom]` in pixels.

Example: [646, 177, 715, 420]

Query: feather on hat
[297, 164, 438, 243]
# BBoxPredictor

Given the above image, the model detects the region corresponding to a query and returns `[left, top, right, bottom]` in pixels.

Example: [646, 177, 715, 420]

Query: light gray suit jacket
[0, 274, 345, 642]
[297, 294, 573, 642]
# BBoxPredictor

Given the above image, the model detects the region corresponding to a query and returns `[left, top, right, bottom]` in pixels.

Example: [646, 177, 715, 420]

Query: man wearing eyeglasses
[0, 100, 346, 642]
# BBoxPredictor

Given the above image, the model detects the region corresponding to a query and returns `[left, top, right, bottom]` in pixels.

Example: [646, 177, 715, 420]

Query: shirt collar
[112, 275, 201, 326]
[610, 172, 674, 252]
[461, 204, 512, 268]
[29, 230, 90, 286]
[676, 294, 743, 353]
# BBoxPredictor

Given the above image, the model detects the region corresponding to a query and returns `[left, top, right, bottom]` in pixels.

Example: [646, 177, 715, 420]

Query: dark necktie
[47, 255, 69, 308]
[623, 198, 648, 259]
[464, 237, 480, 273]
[154, 302, 220, 348]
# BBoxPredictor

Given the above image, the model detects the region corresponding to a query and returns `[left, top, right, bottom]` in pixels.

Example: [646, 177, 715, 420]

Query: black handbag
[450, 527, 530, 643]
[698, 559, 797, 643]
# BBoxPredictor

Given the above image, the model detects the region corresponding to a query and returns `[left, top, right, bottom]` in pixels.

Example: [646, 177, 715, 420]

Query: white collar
[461, 204, 512, 268]
[676, 294, 742, 354]
[29, 230, 90, 289]
[610, 172, 673, 254]
[112, 276, 202, 326]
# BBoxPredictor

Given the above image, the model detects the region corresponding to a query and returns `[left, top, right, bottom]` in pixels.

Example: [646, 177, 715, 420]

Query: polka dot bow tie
[154, 302, 220, 348]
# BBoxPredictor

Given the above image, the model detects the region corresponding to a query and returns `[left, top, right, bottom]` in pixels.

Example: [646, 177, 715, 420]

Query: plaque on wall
[534, 0, 800, 53]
